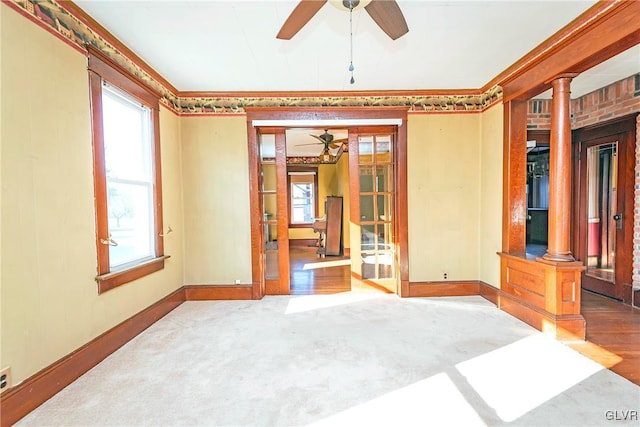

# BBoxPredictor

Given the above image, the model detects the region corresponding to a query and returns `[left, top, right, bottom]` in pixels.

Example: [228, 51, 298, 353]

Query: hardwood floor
[569, 290, 640, 385]
[289, 246, 351, 295]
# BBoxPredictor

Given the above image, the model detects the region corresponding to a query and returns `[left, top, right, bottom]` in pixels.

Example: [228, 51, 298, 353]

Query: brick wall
[527, 74, 640, 130]
[635, 114, 640, 292]
[572, 75, 640, 128]
[527, 99, 552, 129]
[527, 74, 640, 299]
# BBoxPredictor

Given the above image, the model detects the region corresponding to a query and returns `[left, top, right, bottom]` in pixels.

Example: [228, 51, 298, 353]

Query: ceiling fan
[297, 130, 347, 151]
[277, 0, 409, 41]
[296, 130, 348, 162]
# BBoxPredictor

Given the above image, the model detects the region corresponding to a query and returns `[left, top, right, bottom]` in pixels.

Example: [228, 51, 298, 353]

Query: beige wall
[1, 3, 185, 384]
[180, 116, 252, 285]
[479, 104, 503, 287]
[407, 114, 481, 282]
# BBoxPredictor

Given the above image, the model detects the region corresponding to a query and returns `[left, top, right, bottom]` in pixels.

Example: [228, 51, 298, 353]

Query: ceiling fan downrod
[344, 0, 358, 84]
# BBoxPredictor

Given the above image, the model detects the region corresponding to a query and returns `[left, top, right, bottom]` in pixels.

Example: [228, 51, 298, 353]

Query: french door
[349, 127, 398, 293]
[574, 117, 635, 300]
[258, 129, 290, 295]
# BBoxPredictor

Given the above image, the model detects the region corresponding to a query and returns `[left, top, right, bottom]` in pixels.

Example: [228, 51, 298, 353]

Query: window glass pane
[291, 182, 314, 223]
[359, 136, 373, 164]
[263, 193, 277, 219]
[378, 251, 394, 278]
[375, 137, 392, 163]
[361, 252, 376, 279]
[265, 242, 279, 278]
[102, 86, 151, 181]
[107, 181, 154, 267]
[260, 134, 276, 162]
[377, 194, 392, 222]
[262, 164, 276, 192]
[360, 195, 374, 221]
[378, 222, 392, 250]
[359, 165, 374, 192]
[361, 224, 376, 251]
[376, 165, 392, 192]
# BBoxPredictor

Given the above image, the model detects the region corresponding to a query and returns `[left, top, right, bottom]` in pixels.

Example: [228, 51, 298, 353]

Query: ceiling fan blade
[276, 0, 328, 40]
[365, 0, 409, 40]
[310, 134, 331, 143]
[328, 143, 342, 149]
[296, 142, 324, 146]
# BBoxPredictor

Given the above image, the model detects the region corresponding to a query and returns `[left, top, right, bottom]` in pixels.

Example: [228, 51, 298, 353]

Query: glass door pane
[357, 134, 395, 284]
[585, 142, 617, 283]
[259, 134, 279, 280]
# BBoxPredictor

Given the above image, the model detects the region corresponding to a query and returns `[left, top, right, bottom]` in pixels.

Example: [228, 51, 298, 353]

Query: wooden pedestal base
[498, 252, 586, 341]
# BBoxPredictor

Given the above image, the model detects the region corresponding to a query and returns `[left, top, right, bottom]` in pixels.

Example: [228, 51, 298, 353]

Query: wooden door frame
[246, 107, 409, 299]
[572, 115, 637, 302]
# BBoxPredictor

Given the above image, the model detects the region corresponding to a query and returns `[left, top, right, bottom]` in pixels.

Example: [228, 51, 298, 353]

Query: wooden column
[543, 75, 578, 262]
[501, 99, 528, 255]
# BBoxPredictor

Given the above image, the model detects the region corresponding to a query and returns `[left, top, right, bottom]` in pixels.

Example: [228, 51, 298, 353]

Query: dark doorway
[526, 130, 550, 258]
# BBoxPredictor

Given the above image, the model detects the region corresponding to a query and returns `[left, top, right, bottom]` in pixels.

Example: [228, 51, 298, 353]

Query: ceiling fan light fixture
[319, 147, 334, 163]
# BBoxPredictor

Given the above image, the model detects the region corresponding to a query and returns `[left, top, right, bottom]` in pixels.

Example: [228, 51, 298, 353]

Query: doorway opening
[286, 128, 351, 295]
[526, 130, 550, 258]
[247, 110, 409, 299]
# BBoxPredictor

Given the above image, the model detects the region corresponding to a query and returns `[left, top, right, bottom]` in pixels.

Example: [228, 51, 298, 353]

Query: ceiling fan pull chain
[349, 3, 355, 84]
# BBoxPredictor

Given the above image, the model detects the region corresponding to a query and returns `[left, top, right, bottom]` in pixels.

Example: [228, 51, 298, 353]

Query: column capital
[545, 73, 580, 85]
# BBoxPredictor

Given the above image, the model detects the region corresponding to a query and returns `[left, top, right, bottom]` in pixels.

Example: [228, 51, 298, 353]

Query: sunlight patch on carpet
[456, 334, 604, 422]
[309, 373, 486, 427]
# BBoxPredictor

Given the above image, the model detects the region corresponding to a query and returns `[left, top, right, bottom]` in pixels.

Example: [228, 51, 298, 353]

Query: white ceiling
[73, 0, 638, 96]
[286, 128, 348, 157]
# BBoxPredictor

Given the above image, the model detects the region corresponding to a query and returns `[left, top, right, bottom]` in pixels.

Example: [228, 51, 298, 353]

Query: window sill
[96, 255, 170, 294]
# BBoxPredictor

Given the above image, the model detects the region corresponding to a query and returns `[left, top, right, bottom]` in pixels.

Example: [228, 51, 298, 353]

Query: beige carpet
[18, 294, 640, 426]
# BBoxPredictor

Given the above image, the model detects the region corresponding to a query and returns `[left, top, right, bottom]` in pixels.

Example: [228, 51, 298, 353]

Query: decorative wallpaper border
[178, 85, 503, 114]
[8, 0, 503, 115]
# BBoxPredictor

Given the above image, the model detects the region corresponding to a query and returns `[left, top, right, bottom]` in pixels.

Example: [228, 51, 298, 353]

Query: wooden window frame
[88, 46, 167, 294]
[287, 166, 319, 228]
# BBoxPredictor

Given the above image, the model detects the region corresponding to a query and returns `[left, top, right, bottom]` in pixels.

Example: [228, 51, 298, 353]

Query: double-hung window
[88, 47, 166, 293]
[288, 170, 318, 226]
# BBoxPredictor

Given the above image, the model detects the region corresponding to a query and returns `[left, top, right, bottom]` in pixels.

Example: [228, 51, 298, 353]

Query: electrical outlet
[443, 273, 448, 280]
[234, 279, 241, 285]
[0, 367, 11, 393]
